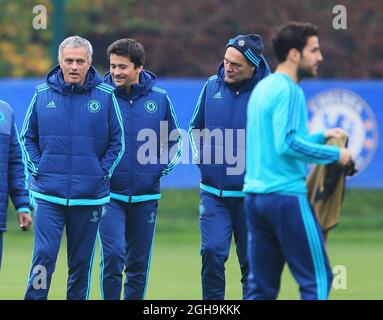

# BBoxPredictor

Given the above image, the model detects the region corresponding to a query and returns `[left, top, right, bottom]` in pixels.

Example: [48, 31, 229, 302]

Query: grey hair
[58, 35, 93, 63]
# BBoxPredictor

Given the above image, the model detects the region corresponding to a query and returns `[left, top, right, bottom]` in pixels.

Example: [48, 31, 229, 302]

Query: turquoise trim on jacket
[110, 192, 161, 203]
[16, 208, 31, 213]
[200, 183, 246, 198]
[31, 191, 110, 206]
[20, 92, 38, 176]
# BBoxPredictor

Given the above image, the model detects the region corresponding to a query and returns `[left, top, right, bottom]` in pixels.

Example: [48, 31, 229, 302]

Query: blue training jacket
[0, 100, 32, 232]
[104, 70, 182, 203]
[189, 60, 270, 196]
[20, 65, 125, 206]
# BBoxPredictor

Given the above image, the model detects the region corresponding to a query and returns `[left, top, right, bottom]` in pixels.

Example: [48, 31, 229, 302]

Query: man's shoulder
[148, 87, 172, 110]
[208, 74, 219, 82]
[264, 72, 289, 86]
[205, 75, 220, 89]
[203, 74, 222, 93]
[94, 82, 115, 95]
[0, 100, 13, 128]
[0, 99, 12, 113]
[151, 86, 168, 97]
[256, 73, 294, 95]
[36, 83, 50, 93]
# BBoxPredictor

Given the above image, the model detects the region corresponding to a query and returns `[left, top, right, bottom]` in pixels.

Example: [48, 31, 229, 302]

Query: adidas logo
[46, 101, 56, 108]
[148, 212, 156, 224]
[213, 91, 222, 99]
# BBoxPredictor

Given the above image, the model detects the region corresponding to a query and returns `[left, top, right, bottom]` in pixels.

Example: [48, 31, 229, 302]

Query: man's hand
[17, 212, 32, 231]
[338, 148, 352, 166]
[344, 159, 358, 176]
[324, 128, 347, 141]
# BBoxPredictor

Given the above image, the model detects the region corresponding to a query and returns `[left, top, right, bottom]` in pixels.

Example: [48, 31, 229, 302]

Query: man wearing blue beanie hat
[226, 34, 268, 71]
[189, 34, 270, 300]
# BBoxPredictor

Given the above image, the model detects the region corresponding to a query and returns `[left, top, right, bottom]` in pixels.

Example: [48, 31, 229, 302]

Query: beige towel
[307, 134, 348, 231]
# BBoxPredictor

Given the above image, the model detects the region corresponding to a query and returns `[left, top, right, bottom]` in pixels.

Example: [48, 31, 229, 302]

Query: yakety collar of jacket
[46, 65, 103, 94]
[103, 70, 157, 101]
[216, 52, 271, 93]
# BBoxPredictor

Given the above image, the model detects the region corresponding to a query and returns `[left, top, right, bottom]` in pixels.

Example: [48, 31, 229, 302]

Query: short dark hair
[271, 22, 318, 63]
[107, 38, 145, 68]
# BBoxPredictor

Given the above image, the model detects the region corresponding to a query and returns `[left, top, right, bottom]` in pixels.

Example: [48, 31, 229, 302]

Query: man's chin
[297, 68, 317, 81]
[66, 78, 82, 85]
[113, 80, 127, 86]
[224, 76, 235, 84]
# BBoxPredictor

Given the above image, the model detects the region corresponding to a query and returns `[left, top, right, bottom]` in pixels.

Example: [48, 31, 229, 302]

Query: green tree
[0, 0, 51, 77]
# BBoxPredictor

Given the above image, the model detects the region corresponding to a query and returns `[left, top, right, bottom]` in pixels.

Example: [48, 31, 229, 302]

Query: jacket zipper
[223, 90, 240, 186]
[128, 98, 133, 200]
[66, 87, 75, 205]
[229, 90, 240, 131]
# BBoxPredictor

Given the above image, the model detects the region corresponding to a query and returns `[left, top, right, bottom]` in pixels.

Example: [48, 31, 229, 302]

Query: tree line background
[0, 0, 382, 78]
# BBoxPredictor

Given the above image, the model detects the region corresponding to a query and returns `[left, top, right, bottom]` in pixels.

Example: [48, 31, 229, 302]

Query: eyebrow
[110, 63, 129, 67]
[64, 58, 86, 62]
[310, 46, 320, 52]
[224, 57, 242, 67]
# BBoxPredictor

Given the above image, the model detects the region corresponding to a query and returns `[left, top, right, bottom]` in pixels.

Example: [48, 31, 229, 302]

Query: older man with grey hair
[22, 35, 125, 300]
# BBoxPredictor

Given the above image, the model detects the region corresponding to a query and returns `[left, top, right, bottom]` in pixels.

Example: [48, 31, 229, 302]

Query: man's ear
[136, 65, 144, 73]
[288, 48, 301, 64]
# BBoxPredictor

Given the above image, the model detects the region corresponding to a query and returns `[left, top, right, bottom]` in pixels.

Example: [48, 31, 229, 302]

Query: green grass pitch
[1, 189, 382, 300]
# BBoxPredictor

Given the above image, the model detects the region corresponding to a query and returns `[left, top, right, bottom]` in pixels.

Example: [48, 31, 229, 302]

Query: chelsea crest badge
[308, 89, 379, 174]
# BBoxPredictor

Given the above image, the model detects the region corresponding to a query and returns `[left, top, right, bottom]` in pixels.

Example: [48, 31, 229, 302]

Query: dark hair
[271, 22, 318, 63]
[107, 38, 145, 68]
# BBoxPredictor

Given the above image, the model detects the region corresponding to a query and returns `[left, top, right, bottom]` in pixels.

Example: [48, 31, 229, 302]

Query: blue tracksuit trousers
[245, 193, 333, 300]
[0, 232, 3, 270]
[199, 190, 249, 300]
[98, 199, 157, 300]
[24, 199, 101, 300]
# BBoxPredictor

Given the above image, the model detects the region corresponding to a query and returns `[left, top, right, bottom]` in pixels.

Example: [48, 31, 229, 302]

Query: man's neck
[123, 75, 140, 94]
[275, 62, 299, 83]
[123, 84, 132, 95]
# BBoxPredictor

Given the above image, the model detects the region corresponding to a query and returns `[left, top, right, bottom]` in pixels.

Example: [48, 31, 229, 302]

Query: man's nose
[225, 63, 233, 72]
[114, 67, 121, 74]
[318, 51, 324, 62]
[70, 63, 79, 70]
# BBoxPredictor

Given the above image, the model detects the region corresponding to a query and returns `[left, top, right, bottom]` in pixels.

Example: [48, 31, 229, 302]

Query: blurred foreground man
[244, 22, 353, 300]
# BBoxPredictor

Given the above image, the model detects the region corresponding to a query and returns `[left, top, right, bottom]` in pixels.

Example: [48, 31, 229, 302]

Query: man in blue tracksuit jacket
[21, 36, 125, 300]
[189, 34, 270, 299]
[98, 38, 182, 300]
[0, 100, 33, 269]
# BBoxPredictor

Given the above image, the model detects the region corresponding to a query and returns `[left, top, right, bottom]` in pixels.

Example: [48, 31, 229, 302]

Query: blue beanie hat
[226, 34, 264, 67]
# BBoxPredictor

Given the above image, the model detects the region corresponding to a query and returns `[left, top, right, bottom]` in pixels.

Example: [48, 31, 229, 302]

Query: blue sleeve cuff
[309, 131, 326, 144]
[16, 208, 31, 214]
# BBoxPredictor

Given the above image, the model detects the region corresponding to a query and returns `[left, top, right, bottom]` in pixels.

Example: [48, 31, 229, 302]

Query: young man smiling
[99, 38, 182, 300]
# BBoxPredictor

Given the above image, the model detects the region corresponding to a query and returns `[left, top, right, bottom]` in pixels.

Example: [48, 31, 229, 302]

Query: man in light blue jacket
[244, 22, 352, 300]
